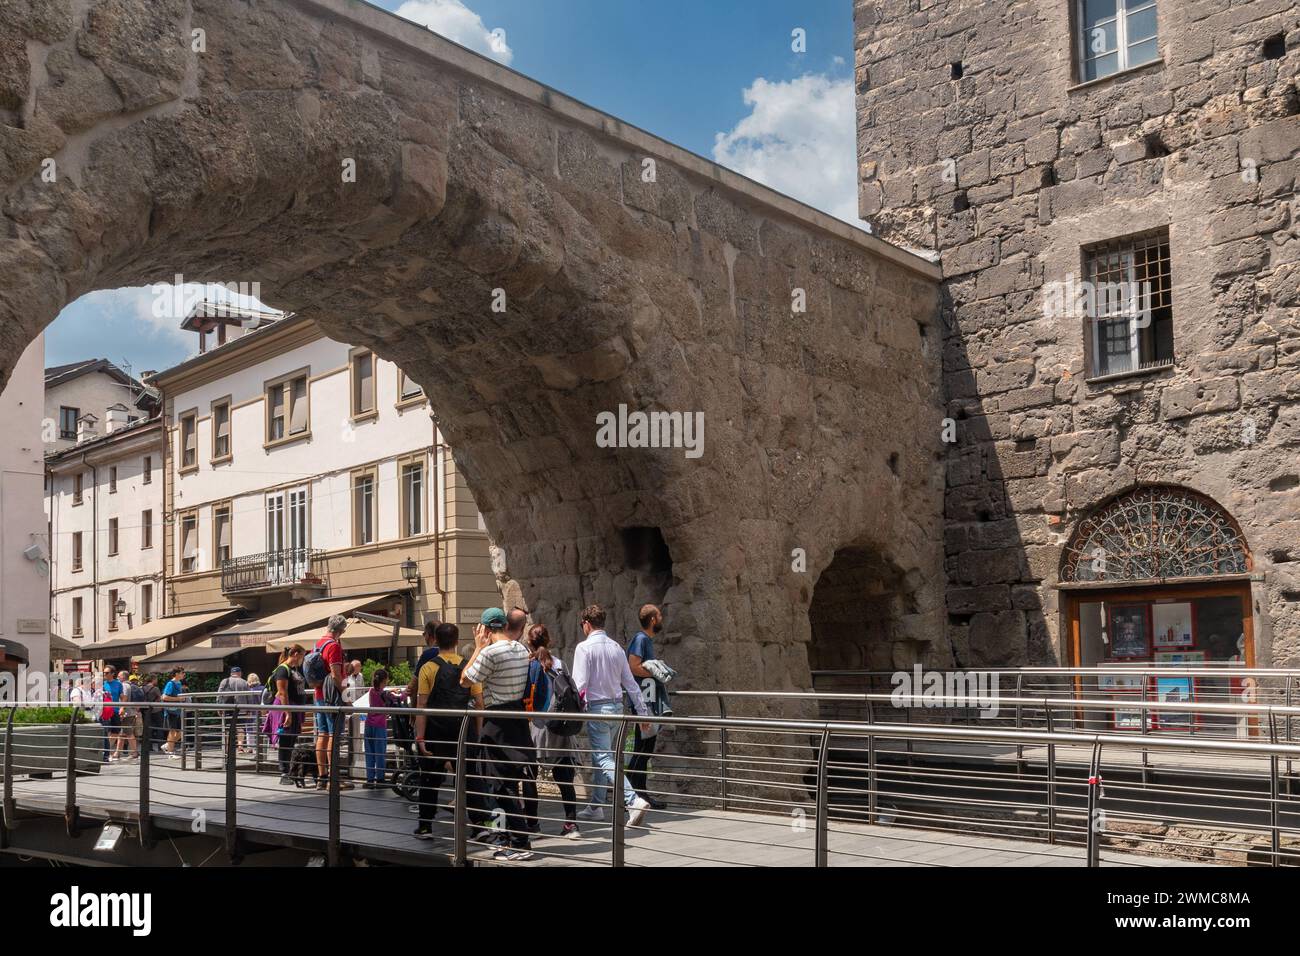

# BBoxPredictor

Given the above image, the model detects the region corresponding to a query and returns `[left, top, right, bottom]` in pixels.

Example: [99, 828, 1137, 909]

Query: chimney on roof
[76, 414, 98, 444]
[105, 403, 130, 435]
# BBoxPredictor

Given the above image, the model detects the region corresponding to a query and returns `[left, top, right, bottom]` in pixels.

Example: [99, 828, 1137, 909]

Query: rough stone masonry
[0, 0, 948, 690]
[856, 0, 1300, 665]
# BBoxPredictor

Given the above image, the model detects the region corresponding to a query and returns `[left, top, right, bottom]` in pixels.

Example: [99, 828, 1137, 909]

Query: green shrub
[10, 707, 93, 725]
[361, 658, 412, 691]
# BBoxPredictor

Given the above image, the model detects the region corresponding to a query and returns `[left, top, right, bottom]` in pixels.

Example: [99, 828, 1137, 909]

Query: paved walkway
[7, 760, 1196, 867]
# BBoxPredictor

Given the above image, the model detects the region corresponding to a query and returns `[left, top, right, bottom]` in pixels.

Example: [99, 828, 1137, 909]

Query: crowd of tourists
[64, 599, 675, 864]
[259, 601, 675, 862]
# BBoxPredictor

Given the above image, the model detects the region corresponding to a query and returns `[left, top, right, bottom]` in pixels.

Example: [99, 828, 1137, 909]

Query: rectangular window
[401, 461, 425, 537]
[143, 455, 152, 484]
[398, 370, 424, 403]
[353, 470, 376, 546]
[179, 411, 198, 470]
[212, 399, 232, 461]
[214, 504, 232, 566]
[72, 597, 83, 637]
[180, 511, 199, 573]
[266, 372, 310, 443]
[141, 509, 153, 550]
[141, 584, 153, 624]
[72, 472, 83, 506]
[351, 349, 376, 418]
[108, 517, 119, 555]
[59, 406, 79, 441]
[1085, 228, 1173, 378]
[1077, 0, 1159, 82]
[72, 532, 83, 571]
[108, 466, 118, 494]
[108, 588, 120, 631]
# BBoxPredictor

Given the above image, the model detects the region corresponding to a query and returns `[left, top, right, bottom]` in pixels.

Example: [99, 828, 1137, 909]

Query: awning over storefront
[139, 639, 240, 674]
[211, 593, 398, 641]
[48, 632, 81, 658]
[264, 617, 424, 652]
[80, 608, 243, 660]
[0, 639, 29, 664]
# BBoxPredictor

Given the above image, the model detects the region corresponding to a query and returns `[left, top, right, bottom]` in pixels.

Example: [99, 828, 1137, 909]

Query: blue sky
[47, 0, 859, 372]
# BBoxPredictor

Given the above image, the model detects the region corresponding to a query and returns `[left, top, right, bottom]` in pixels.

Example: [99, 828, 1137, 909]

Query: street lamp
[115, 598, 127, 616]
[400, 557, 419, 587]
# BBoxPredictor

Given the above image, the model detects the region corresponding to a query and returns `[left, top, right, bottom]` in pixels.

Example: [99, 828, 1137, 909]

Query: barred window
[1084, 229, 1172, 378]
[1077, 0, 1159, 82]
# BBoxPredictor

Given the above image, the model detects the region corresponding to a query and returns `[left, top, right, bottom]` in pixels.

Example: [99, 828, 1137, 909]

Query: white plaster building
[45, 405, 165, 651]
[152, 306, 497, 636]
[1, 333, 53, 678]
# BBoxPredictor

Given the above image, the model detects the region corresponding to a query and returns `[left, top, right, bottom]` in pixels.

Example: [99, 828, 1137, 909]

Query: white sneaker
[576, 805, 605, 822]
[627, 796, 651, 828]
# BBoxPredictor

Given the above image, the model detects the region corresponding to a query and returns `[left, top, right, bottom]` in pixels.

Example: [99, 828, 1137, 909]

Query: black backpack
[546, 668, 584, 737]
[429, 655, 471, 712]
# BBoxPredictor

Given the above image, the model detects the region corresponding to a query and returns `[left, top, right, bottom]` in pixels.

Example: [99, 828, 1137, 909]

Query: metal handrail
[6, 698, 1300, 868]
[812, 666, 1298, 678]
[10, 699, 1300, 757]
[674, 688, 1300, 719]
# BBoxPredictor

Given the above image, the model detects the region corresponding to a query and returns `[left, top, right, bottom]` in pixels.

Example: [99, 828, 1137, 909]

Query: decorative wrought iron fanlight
[1061, 485, 1250, 583]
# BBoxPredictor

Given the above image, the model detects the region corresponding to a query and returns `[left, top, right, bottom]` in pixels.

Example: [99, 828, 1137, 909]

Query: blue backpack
[302, 636, 337, 689]
[523, 659, 552, 713]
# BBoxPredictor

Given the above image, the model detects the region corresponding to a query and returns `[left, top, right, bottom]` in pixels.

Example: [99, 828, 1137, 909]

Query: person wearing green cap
[461, 607, 535, 861]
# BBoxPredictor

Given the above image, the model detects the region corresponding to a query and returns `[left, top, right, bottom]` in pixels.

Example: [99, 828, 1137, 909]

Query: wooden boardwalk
[7, 760, 1198, 867]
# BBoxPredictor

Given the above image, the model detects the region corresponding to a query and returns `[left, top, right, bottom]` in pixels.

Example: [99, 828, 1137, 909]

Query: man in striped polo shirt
[461, 607, 535, 862]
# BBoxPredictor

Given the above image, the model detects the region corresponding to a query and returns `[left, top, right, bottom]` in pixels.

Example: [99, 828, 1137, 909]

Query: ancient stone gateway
[0, 0, 945, 688]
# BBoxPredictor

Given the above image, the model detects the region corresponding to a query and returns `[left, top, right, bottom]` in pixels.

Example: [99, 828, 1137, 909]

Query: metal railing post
[0, 707, 13, 848]
[225, 705, 240, 863]
[1269, 711, 1280, 867]
[1286, 676, 1294, 787]
[328, 706, 342, 866]
[612, 715, 629, 867]
[1138, 678, 1150, 785]
[64, 707, 80, 837]
[255, 703, 265, 774]
[1085, 740, 1103, 868]
[453, 714, 470, 867]
[717, 695, 730, 811]
[138, 709, 154, 848]
[814, 729, 831, 867]
[1014, 674, 1026, 773]
[866, 702, 878, 825]
[1045, 703, 1057, 845]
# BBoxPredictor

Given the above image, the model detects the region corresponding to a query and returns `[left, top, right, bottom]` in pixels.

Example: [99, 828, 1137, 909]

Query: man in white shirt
[572, 604, 652, 826]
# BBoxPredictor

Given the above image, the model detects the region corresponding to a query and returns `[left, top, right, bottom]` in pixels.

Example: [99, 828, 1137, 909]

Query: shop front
[1058, 485, 1256, 735]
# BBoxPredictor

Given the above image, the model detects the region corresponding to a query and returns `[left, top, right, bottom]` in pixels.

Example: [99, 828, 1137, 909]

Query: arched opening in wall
[1059, 484, 1257, 735]
[807, 545, 918, 678]
[35, 282, 512, 671]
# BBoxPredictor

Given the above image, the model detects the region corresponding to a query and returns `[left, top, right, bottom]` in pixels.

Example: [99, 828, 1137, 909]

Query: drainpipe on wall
[432, 441, 448, 620]
[81, 454, 99, 643]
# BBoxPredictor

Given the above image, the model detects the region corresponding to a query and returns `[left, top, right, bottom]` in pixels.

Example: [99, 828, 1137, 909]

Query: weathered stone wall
[856, 0, 1300, 664]
[0, 0, 946, 690]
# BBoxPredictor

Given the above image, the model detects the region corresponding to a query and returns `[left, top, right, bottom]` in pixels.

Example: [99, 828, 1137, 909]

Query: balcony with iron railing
[220, 548, 328, 595]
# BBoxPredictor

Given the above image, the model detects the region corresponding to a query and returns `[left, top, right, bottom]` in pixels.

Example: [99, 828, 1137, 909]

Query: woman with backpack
[265, 645, 307, 785]
[523, 624, 581, 840]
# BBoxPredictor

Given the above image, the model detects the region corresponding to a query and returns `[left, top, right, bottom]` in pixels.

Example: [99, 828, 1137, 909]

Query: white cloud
[712, 73, 864, 227]
[394, 0, 513, 64]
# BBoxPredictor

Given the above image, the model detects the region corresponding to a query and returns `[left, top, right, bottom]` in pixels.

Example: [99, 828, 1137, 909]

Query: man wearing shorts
[312, 615, 351, 789]
[161, 667, 186, 759]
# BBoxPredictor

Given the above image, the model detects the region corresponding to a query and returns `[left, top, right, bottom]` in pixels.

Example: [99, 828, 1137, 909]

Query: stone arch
[1060, 484, 1252, 585]
[807, 545, 922, 672]
[0, 0, 942, 690]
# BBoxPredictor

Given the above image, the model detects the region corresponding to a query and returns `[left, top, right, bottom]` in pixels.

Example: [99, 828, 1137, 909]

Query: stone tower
[856, 0, 1299, 667]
